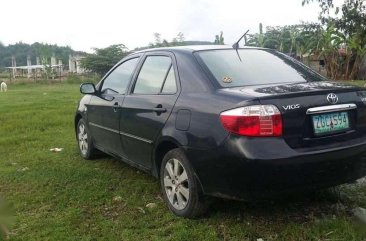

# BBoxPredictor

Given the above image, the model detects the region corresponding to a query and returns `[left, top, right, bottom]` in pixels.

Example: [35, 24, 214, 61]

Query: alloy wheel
[78, 123, 88, 155]
[163, 158, 190, 210]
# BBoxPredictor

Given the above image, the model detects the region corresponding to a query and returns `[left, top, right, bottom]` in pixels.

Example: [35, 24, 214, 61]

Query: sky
[0, 0, 343, 52]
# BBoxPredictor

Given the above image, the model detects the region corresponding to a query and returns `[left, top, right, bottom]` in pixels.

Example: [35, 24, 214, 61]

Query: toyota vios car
[75, 45, 366, 217]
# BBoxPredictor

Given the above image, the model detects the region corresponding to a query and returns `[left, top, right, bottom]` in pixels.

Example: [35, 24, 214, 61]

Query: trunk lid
[226, 81, 366, 149]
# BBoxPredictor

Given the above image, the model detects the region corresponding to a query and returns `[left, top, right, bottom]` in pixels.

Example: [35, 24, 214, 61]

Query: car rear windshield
[195, 49, 325, 87]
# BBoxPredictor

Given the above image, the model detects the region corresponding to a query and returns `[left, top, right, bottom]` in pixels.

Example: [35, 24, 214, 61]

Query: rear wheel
[77, 119, 95, 160]
[160, 148, 209, 218]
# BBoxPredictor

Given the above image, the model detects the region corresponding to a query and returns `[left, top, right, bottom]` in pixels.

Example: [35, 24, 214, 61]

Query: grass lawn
[0, 82, 366, 241]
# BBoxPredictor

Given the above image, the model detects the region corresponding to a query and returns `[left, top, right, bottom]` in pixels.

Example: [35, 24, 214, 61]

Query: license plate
[312, 112, 350, 135]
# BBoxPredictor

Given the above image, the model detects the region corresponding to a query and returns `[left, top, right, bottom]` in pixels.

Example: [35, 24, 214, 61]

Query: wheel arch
[153, 137, 181, 178]
[74, 113, 83, 137]
[153, 136, 205, 194]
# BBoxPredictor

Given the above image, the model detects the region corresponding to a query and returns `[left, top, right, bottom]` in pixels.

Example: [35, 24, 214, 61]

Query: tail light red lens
[220, 105, 282, 137]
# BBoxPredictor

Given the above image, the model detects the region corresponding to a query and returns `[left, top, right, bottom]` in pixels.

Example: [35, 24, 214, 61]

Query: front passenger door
[87, 57, 140, 157]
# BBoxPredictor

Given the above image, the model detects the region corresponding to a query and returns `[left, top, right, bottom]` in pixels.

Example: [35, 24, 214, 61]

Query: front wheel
[160, 148, 209, 218]
[77, 119, 96, 160]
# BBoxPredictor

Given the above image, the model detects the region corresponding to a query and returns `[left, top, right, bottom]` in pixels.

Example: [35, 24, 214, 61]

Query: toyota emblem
[327, 93, 338, 104]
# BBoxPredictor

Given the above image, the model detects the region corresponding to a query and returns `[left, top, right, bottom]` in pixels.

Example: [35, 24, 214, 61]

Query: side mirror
[80, 83, 96, 95]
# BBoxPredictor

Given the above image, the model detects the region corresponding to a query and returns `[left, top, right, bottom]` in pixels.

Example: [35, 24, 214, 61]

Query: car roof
[133, 45, 265, 54]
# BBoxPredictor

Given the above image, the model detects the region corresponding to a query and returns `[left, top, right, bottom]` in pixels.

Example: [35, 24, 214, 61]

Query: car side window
[101, 57, 139, 94]
[161, 66, 177, 94]
[133, 56, 173, 95]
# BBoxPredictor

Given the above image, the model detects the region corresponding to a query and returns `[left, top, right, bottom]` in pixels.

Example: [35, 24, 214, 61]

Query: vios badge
[327, 93, 338, 104]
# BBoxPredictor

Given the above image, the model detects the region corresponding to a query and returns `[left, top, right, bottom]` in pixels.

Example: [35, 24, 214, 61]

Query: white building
[68, 55, 85, 74]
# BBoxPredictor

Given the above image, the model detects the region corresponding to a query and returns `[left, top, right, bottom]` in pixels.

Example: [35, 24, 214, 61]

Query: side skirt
[93, 144, 153, 174]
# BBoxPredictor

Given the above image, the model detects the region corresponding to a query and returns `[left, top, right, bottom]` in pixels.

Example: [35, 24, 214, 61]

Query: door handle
[152, 107, 167, 113]
[152, 104, 167, 114]
[113, 102, 120, 112]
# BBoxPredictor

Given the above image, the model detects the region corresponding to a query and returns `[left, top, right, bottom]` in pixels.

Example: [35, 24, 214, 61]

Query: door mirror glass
[80, 83, 96, 94]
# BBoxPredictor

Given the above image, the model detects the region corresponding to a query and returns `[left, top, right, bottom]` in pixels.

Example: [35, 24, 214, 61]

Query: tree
[302, 0, 334, 16]
[148, 32, 186, 48]
[153, 33, 162, 46]
[303, 0, 366, 79]
[80, 44, 129, 76]
[333, 0, 366, 79]
[177, 32, 185, 42]
[214, 31, 224, 44]
[289, 26, 301, 54]
[295, 24, 320, 61]
[246, 23, 266, 47]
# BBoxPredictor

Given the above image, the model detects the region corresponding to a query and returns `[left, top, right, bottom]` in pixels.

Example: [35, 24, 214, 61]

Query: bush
[65, 74, 83, 84]
[65, 73, 100, 84]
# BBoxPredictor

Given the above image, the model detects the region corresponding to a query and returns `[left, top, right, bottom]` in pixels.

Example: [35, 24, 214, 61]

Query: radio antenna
[232, 30, 249, 49]
[232, 30, 249, 62]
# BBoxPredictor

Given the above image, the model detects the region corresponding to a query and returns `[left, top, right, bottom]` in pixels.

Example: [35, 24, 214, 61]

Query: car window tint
[101, 57, 139, 94]
[161, 66, 177, 94]
[134, 56, 172, 94]
[196, 49, 326, 88]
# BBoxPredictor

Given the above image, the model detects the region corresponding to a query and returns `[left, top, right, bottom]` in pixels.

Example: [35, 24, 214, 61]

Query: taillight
[220, 105, 282, 137]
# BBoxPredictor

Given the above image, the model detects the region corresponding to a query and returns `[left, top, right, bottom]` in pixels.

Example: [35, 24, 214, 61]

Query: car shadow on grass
[208, 187, 357, 223]
[82, 151, 364, 224]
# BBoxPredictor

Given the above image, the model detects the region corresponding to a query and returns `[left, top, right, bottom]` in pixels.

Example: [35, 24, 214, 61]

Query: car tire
[77, 119, 96, 160]
[160, 148, 209, 218]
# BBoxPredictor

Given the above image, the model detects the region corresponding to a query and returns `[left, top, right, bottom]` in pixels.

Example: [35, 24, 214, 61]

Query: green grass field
[0, 82, 366, 241]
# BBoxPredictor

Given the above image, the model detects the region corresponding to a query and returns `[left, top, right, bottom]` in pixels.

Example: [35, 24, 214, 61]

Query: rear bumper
[184, 136, 366, 199]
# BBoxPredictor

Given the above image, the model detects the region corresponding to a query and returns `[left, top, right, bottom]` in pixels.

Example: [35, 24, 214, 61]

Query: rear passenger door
[120, 53, 180, 169]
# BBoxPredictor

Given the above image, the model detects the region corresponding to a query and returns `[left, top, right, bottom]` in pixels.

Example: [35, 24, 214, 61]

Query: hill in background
[0, 42, 85, 68]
